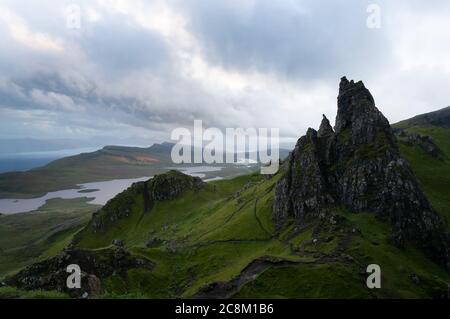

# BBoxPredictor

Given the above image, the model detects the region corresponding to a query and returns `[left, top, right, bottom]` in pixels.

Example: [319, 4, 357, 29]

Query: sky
[0, 0, 450, 147]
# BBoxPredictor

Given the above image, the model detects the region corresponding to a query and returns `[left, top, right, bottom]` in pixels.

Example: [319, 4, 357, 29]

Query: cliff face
[274, 77, 450, 271]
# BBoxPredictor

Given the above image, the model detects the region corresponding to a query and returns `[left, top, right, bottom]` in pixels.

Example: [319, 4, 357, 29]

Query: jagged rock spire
[274, 77, 450, 271]
[318, 114, 334, 138]
[335, 77, 380, 134]
[334, 76, 395, 149]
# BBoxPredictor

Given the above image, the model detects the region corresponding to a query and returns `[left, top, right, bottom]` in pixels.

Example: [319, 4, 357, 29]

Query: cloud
[175, 0, 392, 80]
[77, 6, 172, 76]
[0, 0, 450, 146]
[0, 6, 64, 52]
[30, 89, 81, 112]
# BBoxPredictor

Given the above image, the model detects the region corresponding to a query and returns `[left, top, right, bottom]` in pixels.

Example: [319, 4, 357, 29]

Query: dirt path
[253, 198, 272, 238]
[192, 255, 347, 299]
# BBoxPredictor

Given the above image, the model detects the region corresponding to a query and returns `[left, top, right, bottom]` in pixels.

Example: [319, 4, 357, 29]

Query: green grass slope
[0, 198, 99, 277]
[63, 170, 449, 299]
[393, 122, 450, 230]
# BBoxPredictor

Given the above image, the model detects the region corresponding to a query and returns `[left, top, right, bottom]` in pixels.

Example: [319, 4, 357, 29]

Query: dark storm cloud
[78, 15, 171, 76]
[176, 0, 392, 80]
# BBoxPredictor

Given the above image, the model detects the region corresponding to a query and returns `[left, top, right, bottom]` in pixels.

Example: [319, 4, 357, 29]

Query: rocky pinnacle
[274, 77, 450, 271]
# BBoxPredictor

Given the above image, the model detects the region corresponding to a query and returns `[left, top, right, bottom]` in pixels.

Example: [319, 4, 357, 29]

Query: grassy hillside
[53, 171, 447, 299]
[0, 198, 99, 278]
[395, 106, 450, 129]
[393, 123, 450, 230]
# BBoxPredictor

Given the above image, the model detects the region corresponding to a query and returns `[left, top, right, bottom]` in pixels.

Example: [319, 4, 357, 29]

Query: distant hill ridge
[396, 106, 450, 128]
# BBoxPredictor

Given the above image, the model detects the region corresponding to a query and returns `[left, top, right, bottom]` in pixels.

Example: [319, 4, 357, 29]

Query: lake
[0, 166, 224, 215]
[170, 166, 225, 178]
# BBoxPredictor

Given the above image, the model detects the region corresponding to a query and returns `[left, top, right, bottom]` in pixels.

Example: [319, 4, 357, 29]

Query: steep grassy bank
[0, 198, 99, 277]
[393, 124, 450, 229]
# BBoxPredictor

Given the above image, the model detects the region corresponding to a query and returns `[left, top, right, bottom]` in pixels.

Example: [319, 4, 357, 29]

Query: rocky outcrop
[5, 246, 153, 298]
[148, 170, 206, 201]
[394, 128, 445, 160]
[86, 170, 206, 233]
[274, 77, 450, 271]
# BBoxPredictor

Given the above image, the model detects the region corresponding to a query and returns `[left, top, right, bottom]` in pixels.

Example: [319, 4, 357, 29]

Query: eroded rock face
[318, 115, 334, 138]
[274, 77, 450, 271]
[273, 128, 335, 221]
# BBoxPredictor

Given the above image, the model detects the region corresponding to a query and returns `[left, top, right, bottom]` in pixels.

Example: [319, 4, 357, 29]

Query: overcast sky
[0, 0, 449, 146]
